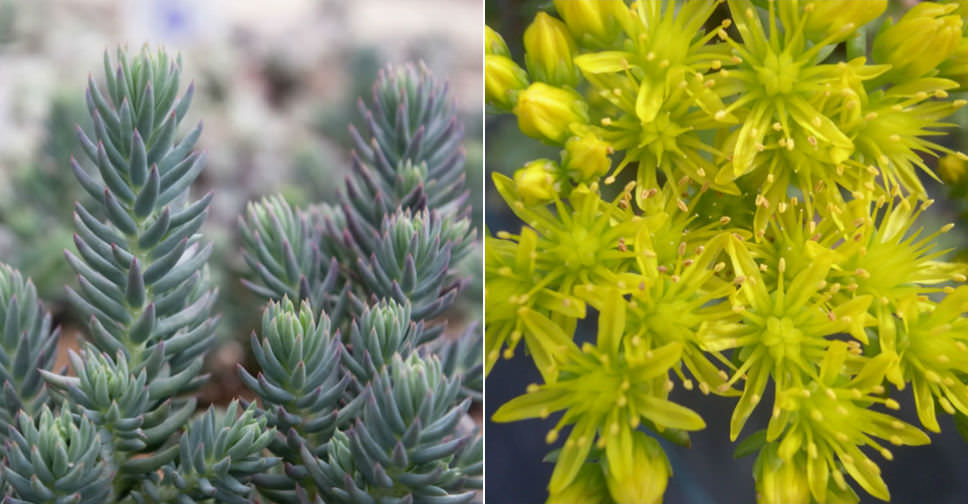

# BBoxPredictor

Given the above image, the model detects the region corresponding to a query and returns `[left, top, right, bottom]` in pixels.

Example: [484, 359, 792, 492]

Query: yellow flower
[485, 24, 510, 57]
[491, 177, 639, 298]
[763, 342, 930, 502]
[552, 0, 627, 48]
[512, 158, 558, 205]
[524, 12, 579, 87]
[880, 289, 968, 433]
[872, 2, 963, 82]
[843, 81, 966, 197]
[754, 444, 810, 504]
[548, 463, 614, 504]
[718, 0, 862, 181]
[485, 54, 529, 111]
[483, 229, 586, 376]
[513, 82, 589, 144]
[493, 332, 704, 495]
[562, 134, 612, 181]
[938, 153, 968, 184]
[939, 37, 968, 90]
[700, 235, 873, 441]
[829, 197, 965, 308]
[570, 0, 736, 191]
[802, 0, 887, 44]
[604, 431, 670, 504]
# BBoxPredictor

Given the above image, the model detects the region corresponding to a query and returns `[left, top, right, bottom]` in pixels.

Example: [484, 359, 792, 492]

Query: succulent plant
[0, 264, 60, 440]
[0, 42, 480, 504]
[2, 404, 113, 504]
[239, 62, 482, 503]
[301, 354, 475, 504]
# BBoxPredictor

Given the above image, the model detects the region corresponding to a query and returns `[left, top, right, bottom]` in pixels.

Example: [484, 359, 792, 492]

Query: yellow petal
[848, 351, 892, 390]
[913, 377, 940, 433]
[806, 450, 829, 504]
[838, 446, 890, 502]
[732, 103, 768, 177]
[635, 75, 664, 123]
[574, 51, 635, 74]
[548, 415, 598, 494]
[730, 355, 770, 440]
[520, 307, 578, 382]
[492, 387, 570, 422]
[638, 395, 706, 431]
[597, 288, 625, 357]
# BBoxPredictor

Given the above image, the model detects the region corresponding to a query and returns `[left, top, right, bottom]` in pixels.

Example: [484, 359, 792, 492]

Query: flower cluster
[487, 1, 968, 502]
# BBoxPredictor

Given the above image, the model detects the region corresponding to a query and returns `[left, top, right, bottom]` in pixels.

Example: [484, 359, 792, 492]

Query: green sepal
[734, 429, 767, 459]
[955, 411, 968, 444]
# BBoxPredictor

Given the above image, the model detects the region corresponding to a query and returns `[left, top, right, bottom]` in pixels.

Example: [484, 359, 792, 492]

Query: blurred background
[0, 0, 482, 407]
[485, 0, 968, 503]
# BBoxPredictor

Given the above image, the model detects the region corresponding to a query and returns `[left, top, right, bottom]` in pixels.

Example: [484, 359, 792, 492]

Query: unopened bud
[485, 25, 511, 57]
[513, 82, 589, 144]
[563, 134, 612, 180]
[940, 37, 968, 91]
[514, 158, 559, 204]
[547, 462, 612, 503]
[755, 444, 810, 504]
[803, 0, 886, 44]
[485, 55, 529, 111]
[524, 12, 579, 87]
[938, 153, 967, 184]
[604, 431, 671, 504]
[553, 0, 627, 48]
[873, 2, 963, 82]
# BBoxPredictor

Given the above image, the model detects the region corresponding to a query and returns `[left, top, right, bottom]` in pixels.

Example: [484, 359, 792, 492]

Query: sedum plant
[0, 45, 480, 504]
[486, 1, 968, 503]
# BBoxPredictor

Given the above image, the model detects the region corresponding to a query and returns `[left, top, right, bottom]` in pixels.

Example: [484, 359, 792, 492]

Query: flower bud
[939, 37, 968, 91]
[547, 463, 612, 503]
[524, 12, 579, 87]
[513, 82, 589, 144]
[486, 54, 529, 111]
[754, 445, 810, 504]
[939, 153, 967, 184]
[553, 0, 627, 47]
[485, 25, 511, 57]
[604, 431, 670, 504]
[873, 2, 964, 82]
[563, 134, 612, 180]
[513, 159, 559, 205]
[802, 0, 887, 44]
